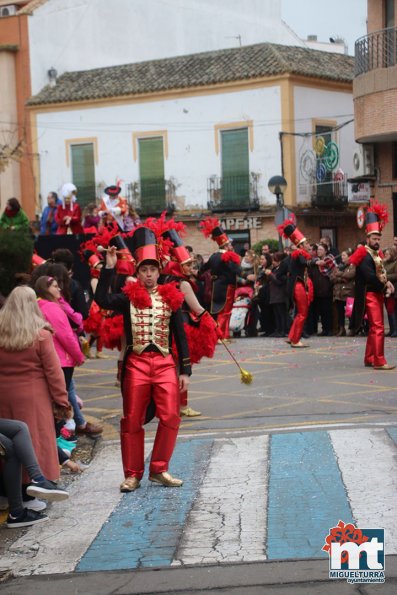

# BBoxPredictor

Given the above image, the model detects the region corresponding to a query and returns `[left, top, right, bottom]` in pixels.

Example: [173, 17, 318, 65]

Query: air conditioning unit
[352, 144, 375, 177]
[0, 5, 17, 17]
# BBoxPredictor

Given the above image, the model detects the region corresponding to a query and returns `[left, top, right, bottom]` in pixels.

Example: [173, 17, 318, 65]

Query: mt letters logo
[323, 520, 385, 584]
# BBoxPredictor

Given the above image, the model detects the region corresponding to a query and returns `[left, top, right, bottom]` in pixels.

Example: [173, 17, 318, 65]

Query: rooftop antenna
[225, 34, 242, 47]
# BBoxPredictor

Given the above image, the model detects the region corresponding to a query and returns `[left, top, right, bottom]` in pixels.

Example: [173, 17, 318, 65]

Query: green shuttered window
[221, 128, 250, 208]
[139, 137, 165, 213]
[71, 143, 96, 208]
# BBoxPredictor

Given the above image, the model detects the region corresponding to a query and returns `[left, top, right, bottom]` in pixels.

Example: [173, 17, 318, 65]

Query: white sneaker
[22, 498, 47, 512]
[0, 496, 8, 510]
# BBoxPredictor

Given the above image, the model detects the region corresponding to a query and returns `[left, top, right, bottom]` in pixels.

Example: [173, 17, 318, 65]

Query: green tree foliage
[251, 238, 279, 255]
[0, 230, 33, 296]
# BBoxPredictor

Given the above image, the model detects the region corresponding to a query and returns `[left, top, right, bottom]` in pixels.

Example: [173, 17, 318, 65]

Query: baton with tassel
[219, 338, 253, 384]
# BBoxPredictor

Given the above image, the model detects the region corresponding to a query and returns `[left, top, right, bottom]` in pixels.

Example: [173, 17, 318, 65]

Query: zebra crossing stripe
[329, 428, 397, 554]
[386, 426, 397, 447]
[173, 435, 269, 565]
[267, 431, 354, 560]
[77, 438, 213, 571]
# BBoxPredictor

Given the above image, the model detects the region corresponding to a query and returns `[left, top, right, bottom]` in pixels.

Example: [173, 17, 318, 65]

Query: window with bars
[221, 128, 250, 208]
[70, 143, 96, 208]
[138, 137, 166, 214]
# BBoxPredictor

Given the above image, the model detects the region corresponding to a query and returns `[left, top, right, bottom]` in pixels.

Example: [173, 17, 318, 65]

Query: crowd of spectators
[226, 235, 397, 340]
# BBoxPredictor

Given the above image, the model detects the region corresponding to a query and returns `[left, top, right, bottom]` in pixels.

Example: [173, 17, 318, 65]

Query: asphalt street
[0, 335, 397, 594]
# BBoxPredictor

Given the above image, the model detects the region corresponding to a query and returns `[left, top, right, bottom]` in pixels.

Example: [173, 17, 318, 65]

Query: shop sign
[219, 217, 262, 230]
[348, 182, 370, 203]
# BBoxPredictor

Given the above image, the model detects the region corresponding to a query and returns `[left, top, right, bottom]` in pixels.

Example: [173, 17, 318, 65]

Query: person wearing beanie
[350, 200, 395, 369]
[277, 216, 313, 348]
[199, 217, 241, 340]
[95, 227, 191, 492]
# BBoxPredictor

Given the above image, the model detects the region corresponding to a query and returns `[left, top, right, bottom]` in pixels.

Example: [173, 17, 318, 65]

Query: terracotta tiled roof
[28, 42, 354, 106]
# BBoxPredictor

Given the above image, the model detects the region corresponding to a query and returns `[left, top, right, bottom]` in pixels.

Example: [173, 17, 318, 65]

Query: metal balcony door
[139, 137, 165, 213]
[71, 143, 96, 208]
[221, 128, 250, 208]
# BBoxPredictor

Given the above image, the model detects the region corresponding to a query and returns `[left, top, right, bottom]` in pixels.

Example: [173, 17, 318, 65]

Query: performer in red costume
[199, 218, 240, 339]
[162, 228, 219, 417]
[55, 183, 84, 235]
[350, 200, 395, 370]
[95, 227, 191, 492]
[278, 216, 313, 348]
[98, 185, 128, 231]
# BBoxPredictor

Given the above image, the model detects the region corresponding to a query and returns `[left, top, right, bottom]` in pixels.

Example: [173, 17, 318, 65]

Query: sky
[282, 0, 368, 55]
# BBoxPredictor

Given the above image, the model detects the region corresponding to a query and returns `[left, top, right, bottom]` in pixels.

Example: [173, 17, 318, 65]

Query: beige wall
[367, 0, 397, 34]
[0, 50, 21, 212]
[181, 213, 363, 259]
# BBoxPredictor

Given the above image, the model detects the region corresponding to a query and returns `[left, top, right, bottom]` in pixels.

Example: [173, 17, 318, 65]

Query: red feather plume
[277, 214, 296, 239]
[367, 200, 389, 231]
[199, 217, 221, 238]
[101, 314, 124, 350]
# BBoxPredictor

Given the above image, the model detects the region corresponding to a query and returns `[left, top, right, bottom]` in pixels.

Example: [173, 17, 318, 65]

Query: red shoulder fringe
[157, 282, 184, 311]
[349, 245, 367, 266]
[291, 248, 311, 260]
[221, 251, 241, 264]
[122, 281, 152, 309]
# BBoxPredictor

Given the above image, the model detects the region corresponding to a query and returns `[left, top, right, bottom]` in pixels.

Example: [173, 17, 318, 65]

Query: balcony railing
[126, 178, 177, 216]
[310, 178, 348, 209]
[355, 27, 397, 75]
[207, 173, 260, 212]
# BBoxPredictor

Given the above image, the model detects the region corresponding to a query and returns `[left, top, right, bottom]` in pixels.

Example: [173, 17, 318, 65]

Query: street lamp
[268, 175, 287, 208]
[268, 175, 288, 250]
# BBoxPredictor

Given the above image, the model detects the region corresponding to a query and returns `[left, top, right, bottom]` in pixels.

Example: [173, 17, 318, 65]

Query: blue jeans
[68, 377, 85, 428]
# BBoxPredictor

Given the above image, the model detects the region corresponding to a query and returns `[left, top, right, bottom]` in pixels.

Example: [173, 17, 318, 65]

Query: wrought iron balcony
[310, 178, 348, 209]
[207, 173, 260, 212]
[126, 178, 177, 216]
[355, 27, 397, 76]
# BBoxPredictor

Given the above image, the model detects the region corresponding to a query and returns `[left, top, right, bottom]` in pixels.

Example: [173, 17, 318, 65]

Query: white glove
[112, 207, 121, 216]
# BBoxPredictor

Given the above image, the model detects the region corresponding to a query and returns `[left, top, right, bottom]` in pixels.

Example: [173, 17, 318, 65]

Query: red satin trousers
[364, 292, 387, 367]
[121, 352, 180, 479]
[288, 281, 309, 345]
[216, 285, 236, 339]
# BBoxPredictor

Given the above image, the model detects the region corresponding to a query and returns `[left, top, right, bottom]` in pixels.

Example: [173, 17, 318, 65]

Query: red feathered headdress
[199, 217, 229, 247]
[277, 214, 306, 246]
[365, 200, 389, 235]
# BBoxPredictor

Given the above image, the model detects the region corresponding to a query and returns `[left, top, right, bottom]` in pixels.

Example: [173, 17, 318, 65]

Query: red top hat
[129, 227, 159, 268]
[199, 217, 229, 247]
[277, 216, 306, 246]
[109, 235, 135, 275]
[162, 229, 191, 264]
[365, 200, 389, 236]
[104, 185, 121, 197]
